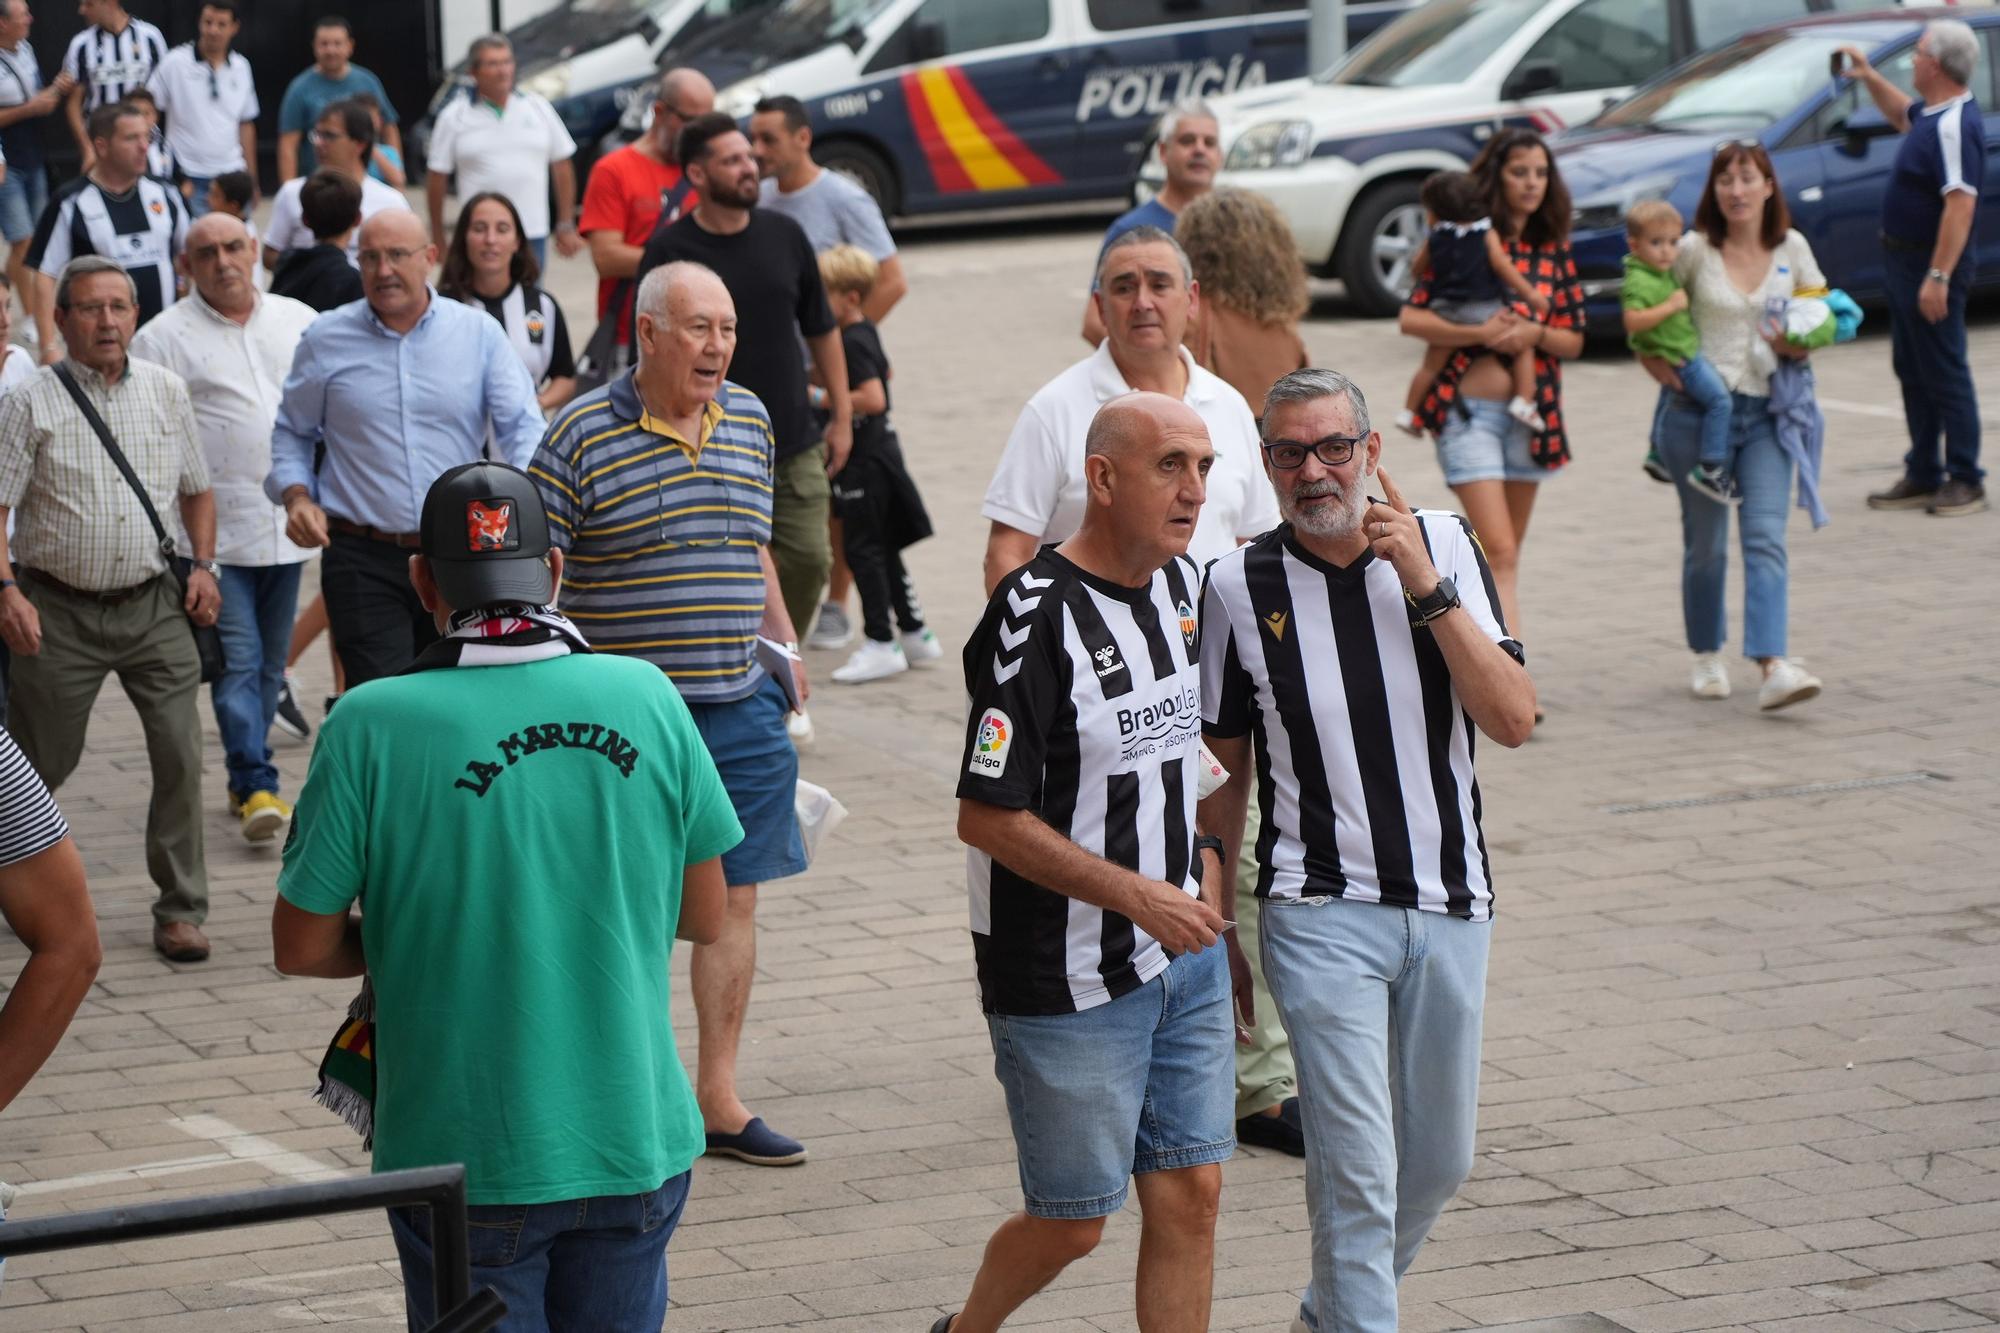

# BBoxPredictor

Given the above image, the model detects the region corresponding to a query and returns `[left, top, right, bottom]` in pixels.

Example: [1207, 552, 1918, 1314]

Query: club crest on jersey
[525, 310, 546, 345]
[466, 499, 519, 552]
[968, 708, 1012, 778]
[1176, 599, 1197, 650]
[1093, 643, 1126, 679]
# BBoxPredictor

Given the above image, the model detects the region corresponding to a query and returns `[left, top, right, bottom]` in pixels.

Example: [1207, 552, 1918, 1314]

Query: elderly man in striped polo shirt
[529, 260, 813, 1168]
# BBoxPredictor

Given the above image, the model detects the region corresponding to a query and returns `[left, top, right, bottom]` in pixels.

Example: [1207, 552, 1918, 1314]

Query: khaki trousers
[11, 573, 208, 924]
[1234, 793, 1297, 1118]
[770, 443, 833, 640]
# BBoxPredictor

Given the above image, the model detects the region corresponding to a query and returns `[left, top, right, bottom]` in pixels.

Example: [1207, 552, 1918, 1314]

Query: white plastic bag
[795, 780, 847, 862]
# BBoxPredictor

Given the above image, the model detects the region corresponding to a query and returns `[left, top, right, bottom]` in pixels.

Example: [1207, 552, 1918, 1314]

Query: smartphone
[1830, 51, 1849, 78]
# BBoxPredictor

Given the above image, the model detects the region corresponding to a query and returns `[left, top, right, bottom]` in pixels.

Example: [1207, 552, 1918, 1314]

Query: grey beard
[1282, 481, 1367, 539]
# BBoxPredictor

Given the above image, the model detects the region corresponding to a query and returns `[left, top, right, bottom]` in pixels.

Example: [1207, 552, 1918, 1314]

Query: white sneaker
[1690, 653, 1731, 700]
[832, 638, 908, 684]
[1758, 658, 1821, 712]
[1507, 395, 1547, 433]
[899, 627, 943, 666]
[786, 708, 814, 748]
[804, 602, 854, 651]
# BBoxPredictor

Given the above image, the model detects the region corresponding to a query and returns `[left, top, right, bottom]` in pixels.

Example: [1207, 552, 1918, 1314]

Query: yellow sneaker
[239, 790, 292, 844]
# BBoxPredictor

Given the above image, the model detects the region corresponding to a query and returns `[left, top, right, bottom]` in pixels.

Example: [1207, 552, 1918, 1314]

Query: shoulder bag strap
[52, 361, 177, 562]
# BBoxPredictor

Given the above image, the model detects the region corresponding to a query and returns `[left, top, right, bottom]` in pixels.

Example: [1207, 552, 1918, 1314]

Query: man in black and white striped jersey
[934, 393, 1236, 1333]
[60, 0, 164, 172]
[1198, 368, 1535, 1333]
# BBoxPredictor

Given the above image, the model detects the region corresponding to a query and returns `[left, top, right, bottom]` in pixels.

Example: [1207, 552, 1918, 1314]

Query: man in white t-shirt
[426, 33, 579, 266]
[982, 226, 1278, 595]
[261, 98, 407, 272]
[145, 1, 258, 217]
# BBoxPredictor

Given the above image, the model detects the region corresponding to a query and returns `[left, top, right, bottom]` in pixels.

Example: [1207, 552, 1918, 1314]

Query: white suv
[1177, 0, 1845, 314]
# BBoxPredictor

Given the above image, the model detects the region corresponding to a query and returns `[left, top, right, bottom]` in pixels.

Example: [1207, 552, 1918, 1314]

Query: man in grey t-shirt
[750, 94, 905, 321]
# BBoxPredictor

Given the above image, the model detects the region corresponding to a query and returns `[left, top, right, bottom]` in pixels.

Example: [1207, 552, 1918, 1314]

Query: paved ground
[2, 215, 1999, 1333]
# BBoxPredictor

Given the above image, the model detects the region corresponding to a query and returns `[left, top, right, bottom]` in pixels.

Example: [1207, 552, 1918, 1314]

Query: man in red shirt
[581, 68, 714, 349]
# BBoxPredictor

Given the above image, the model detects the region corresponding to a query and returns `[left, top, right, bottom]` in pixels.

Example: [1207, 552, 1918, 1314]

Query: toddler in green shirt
[1623, 201, 1739, 506]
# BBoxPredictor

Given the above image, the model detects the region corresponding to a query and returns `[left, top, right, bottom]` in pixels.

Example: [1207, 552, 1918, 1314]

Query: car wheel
[1337, 180, 1429, 318]
[814, 140, 899, 219]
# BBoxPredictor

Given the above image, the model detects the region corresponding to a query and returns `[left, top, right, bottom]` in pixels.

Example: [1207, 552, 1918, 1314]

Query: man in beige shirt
[0, 255, 220, 962]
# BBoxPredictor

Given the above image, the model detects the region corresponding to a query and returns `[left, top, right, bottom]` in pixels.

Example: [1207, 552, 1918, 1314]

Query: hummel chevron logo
[1018, 572, 1053, 590]
[1007, 588, 1041, 618]
[998, 620, 1031, 651]
[992, 655, 1023, 683]
[992, 570, 1050, 685]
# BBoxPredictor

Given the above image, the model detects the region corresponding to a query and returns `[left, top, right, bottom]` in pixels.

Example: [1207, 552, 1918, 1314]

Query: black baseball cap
[419, 462, 556, 609]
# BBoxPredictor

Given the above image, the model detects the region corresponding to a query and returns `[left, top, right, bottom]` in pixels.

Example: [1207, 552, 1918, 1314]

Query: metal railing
[0, 1164, 504, 1331]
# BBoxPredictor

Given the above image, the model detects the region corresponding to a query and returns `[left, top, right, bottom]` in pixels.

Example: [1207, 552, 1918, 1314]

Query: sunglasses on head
[1712, 137, 1762, 156]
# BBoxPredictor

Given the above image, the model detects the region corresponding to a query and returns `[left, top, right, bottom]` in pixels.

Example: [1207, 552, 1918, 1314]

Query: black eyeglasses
[1261, 435, 1364, 470]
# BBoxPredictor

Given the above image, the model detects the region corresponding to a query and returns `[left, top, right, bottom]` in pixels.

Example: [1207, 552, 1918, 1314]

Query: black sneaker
[1641, 447, 1673, 484]
[1867, 475, 1938, 511]
[1927, 479, 1989, 517]
[928, 1317, 956, 1333]
[1688, 462, 1742, 506]
[1236, 1096, 1306, 1157]
[272, 674, 311, 741]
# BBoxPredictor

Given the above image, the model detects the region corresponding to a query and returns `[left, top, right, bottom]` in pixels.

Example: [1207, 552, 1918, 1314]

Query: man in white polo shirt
[982, 225, 1277, 595]
[145, 1, 258, 217]
[426, 33, 580, 267]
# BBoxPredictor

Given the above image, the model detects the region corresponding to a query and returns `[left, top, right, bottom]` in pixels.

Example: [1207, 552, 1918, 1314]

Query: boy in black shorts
[817, 245, 939, 684]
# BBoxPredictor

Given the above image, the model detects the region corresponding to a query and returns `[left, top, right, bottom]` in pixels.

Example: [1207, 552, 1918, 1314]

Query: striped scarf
[312, 603, 591, 1147]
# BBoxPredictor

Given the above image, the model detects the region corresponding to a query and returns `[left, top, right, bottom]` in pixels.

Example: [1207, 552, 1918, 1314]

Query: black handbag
[52, 363, 225, 684]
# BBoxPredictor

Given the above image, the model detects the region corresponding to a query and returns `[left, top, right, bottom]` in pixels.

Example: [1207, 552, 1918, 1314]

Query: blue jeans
[1433, 398, 1542, 486]
[1659, 353, 1733, 469]
[212, 563, 303, 799]
[1884, 246, 1982, 486]
[1657, 392, 1793, 659]
[387, 1171, 691, 1333]
[0, 166, 46, 243]
[683, 673, 805, 885]
[529, 235, 547, 268]
[1262, 896, 1490, 1333]
[986, 944, 1236, 1219]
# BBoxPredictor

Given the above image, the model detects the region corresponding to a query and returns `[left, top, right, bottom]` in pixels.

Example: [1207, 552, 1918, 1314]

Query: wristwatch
[1405, 577, 1461, 627]
[1926, 268, 1949, 285]
[1193, 834, 1225, 861]
[193, 559, 220, 578]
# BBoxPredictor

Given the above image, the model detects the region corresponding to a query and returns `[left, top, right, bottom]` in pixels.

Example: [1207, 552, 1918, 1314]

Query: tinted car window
[1087, 0, 1248, 31]
[1689, 0, 1814, 52]
[865, 0, 1051, 70]
[1986, 25, 2000, 105]
[1516, 0, 1670, 94]
[1796, 43, 1917, 142]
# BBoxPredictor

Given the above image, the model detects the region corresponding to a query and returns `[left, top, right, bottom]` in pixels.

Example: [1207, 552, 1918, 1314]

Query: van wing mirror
[1503, 58, 1562, 102]
[1837, 102, 1897, 153]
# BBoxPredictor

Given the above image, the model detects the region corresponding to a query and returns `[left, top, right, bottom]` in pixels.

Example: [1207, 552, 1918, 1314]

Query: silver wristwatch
[1925, 268, 1949, 285]
[193, 559, 220, 578]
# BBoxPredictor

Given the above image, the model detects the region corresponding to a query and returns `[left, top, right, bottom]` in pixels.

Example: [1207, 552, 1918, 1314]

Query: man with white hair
[529, 260, 813, 1170]
[1843, 19, 1985, 517]
[1199, 368, 1535, 1333]
[1081, 99, 1217, 346]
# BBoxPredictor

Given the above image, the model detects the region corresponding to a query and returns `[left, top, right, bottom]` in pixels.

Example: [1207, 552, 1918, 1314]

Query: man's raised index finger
[1376, 464, 1415, 515]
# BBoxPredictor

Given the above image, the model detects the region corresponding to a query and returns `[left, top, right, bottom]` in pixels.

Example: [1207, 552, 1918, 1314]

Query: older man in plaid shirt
[0, 256, 218, 962]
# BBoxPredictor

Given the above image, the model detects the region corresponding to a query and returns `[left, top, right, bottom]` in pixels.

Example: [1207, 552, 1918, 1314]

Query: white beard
[1282, 471, 1369, 539]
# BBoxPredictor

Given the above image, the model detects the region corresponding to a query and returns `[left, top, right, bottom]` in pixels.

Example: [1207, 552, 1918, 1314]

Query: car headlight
[717, 77, 769, 121]
[1225, 120, 1314, 171]
[522, 62, 571, 101]
[1572, 173, 1677, 234]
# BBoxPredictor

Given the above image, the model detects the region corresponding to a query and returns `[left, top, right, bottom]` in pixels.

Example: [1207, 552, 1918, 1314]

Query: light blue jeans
[1655, 391, 1792, 659]
[212, 563, 303, 800]
[1262, 895, 1491, 1333]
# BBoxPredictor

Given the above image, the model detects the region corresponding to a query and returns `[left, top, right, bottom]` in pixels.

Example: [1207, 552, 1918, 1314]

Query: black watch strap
[1406, 577, 1461, 626]
[1193, 834, 1225, 859]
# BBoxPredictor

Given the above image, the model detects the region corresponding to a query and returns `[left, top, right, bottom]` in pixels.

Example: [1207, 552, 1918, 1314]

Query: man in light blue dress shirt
[265, 211, 542, 687]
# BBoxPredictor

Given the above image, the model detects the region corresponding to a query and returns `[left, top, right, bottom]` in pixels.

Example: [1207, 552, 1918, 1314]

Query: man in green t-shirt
[272, 461, 740, 1331]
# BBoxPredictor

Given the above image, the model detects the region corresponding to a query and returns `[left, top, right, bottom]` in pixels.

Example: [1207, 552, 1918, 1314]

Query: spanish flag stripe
[945, 65, 1062, 187]
[901, 70, 975, 194]
[914, 66, 1028, 192]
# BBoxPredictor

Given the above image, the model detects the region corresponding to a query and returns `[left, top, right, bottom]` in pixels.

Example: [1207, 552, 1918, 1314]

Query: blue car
[1558, 7, 2000, 329]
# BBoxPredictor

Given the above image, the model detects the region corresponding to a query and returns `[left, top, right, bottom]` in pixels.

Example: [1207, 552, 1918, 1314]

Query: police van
[611, 0, 1415, 217]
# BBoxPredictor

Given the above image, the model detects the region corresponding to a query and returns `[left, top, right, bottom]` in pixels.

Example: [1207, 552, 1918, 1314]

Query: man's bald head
[1086, 392, 1209, 460]
[360, 209, 427, 251]
[183, 212, 257, 312]
[358, 209, 435, 325]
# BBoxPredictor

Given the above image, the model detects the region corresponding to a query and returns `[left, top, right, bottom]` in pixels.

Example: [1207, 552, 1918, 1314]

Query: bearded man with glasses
[529, 259, 814, 1170]
[1197, 368, 1536, 1333]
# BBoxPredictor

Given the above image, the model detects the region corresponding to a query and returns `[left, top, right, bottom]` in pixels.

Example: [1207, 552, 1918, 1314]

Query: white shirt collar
[1921, 91, 1973, 116]
[1085, 340, 1214, 407]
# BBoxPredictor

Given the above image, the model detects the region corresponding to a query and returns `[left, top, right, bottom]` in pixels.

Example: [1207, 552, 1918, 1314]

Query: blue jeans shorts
[1434, 397, 1542, 486]
[684, 671, 806, 886]
[0, 168, 47, 244]
[986, 944, 1236, 1219]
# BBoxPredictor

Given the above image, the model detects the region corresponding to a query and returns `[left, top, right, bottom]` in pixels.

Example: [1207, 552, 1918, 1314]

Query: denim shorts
[683, 672, 806, 886]
[1434, 397, 1543, 486]
[986, 945, 1235, 1219]
[0, 168, 47, 244]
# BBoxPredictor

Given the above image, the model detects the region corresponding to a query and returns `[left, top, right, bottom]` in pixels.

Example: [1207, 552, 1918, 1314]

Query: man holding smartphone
[1840, 21, 1986, 517]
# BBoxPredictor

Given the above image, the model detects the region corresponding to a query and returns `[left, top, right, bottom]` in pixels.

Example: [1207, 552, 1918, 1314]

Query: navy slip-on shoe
[1236, 1096, 1306, 1157]
[704, 1117, 807, 1166]
[929, 1317, 956, 1333]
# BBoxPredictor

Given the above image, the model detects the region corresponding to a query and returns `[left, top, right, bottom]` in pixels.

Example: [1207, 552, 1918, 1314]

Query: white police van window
[1086, 0, 1251, 31]
[1688, 0, 1816, 53]
[868, 0, 1051, 66]
[1515, 0, 1668, 94]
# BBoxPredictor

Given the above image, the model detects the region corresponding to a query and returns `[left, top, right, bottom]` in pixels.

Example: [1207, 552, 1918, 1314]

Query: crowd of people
[0, 7, 1985, 1332]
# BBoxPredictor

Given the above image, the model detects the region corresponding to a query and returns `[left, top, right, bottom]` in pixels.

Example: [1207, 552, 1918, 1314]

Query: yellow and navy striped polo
[529, 374, 776, 702]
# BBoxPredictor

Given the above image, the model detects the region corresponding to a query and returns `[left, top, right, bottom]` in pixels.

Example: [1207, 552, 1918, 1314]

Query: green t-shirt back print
[278, 652, 743, 1205]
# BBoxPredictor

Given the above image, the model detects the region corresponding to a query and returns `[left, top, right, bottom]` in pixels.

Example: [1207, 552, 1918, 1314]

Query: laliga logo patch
[1177, 599, 1197, 651]
[466, 498, 519, 553]
[968, 707, 1012, 778]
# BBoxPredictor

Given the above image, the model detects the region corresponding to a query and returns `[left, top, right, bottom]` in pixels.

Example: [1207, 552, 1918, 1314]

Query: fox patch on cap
[466, 499, 519, 553]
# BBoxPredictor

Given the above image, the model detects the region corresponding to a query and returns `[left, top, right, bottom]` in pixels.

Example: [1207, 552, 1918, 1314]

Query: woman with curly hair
[1176, 188, 1310, 419]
